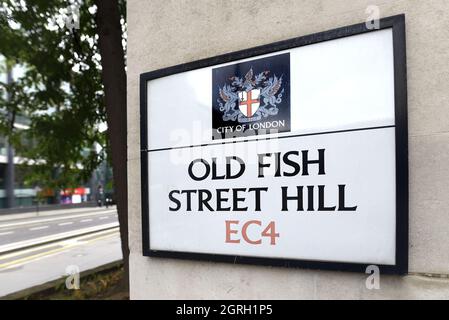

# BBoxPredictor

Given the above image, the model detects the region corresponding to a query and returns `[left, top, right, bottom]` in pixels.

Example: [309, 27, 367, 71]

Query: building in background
[0, 58, 112, 210]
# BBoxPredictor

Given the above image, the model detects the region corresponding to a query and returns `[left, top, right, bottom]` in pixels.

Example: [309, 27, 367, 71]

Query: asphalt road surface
[0, 207, 118, 247]
[0, 207, 122, 298]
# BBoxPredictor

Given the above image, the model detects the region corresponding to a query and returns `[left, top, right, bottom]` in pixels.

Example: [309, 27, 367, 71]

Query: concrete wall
[127, 0, 449, 299]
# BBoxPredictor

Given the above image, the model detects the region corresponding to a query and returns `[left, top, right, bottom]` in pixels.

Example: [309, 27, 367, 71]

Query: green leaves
[0, 0, 122, 189]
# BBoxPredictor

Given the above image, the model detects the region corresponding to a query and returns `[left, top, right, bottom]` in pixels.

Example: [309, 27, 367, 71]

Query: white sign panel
[140, 15, 408, 273]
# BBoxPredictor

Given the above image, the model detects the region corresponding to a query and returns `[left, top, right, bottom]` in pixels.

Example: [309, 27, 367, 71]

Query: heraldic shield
[212, 53, 291, 139]
[238, 89, 261, 118]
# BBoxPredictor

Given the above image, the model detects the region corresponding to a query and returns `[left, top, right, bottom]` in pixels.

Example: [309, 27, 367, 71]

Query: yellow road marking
[0, 232, 119, 270]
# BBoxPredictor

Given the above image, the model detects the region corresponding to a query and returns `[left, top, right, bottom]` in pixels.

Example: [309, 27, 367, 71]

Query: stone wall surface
[127, 0, 449, 299]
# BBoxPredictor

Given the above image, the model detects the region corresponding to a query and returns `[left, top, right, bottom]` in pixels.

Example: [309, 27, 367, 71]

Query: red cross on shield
[238, 89, 261, 117]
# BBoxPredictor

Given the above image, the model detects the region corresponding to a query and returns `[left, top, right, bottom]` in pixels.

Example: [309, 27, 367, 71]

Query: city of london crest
[212, 53, 291, 140]
[217, 68, 285, 123]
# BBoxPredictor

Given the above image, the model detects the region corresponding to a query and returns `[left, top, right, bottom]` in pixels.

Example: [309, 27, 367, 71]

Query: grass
[21, 265, 129, 300]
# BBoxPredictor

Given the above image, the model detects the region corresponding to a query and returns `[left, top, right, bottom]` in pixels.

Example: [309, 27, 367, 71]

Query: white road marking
[0, 222, 119, 254]
[29, 226, 49, 231]
[99, 216, 109, 220]
[0, 227, 119, 260]
[0, 209, 117, 228]
[80, 219, 93, 223]
[58, 222, 73, 226]
[0, 231, 13, 236]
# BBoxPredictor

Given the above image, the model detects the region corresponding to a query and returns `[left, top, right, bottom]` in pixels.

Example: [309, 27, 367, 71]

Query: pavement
[0, 206, 122, 298]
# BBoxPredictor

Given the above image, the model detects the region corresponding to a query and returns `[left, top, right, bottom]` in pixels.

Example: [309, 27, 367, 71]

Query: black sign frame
[140, 14, 408, 274]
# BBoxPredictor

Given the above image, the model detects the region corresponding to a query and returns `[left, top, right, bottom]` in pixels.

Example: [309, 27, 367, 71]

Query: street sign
[140, 15, 408, 274]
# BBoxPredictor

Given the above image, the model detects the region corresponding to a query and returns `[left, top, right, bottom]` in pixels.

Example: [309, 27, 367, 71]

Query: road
[0, 207, 118, 247]
[0, 207, 122, 298]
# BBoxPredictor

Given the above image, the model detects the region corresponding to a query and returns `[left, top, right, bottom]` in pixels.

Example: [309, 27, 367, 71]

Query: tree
[0, 0, 129, 289]
[95, 0, 129, 290]
[0, 0, 107, 189]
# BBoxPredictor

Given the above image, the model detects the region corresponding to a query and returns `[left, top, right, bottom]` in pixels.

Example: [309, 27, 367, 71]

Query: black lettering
[338, 185, 357, 211]
[211, 158, 226, 180]
[274, 152, 281, 177]
[198, 189, 214, 211]
[318, 185, 336, 211]
[283, 151, 300, 177]
[226, 156, 245, 179]
[168, 190, 181, 211]
[307, 185, 314, 211]
[248, 187, 268, 211]
[180, 189, 197, 211]
[232, 188, 248, 211]
[188, 159, 210, 181]
[302, 149, 325, 176]
[257, 153, 271, 178]
[216, 188, 231, 211]
[281, 186, 304, 211]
